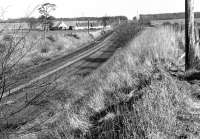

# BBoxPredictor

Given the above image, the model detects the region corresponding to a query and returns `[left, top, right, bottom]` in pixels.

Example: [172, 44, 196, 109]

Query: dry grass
[10, 24, 200, 139]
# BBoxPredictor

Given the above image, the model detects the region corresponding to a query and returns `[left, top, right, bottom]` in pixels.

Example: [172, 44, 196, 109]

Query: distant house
[58, 21, 68, 30]
[51, 21, 68, 30]
[64, 21, 76, 30]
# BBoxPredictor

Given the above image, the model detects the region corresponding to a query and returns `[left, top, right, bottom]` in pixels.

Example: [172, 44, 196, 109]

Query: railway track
[2, 31, 113, 98]
[0, 29, 119, 133]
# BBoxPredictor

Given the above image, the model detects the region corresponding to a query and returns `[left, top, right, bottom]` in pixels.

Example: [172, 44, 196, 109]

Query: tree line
[0, 16, 128, 23]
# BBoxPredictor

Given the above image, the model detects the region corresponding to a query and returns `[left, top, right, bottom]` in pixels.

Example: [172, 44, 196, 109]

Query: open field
[150, 18, 200, 26]
[139, 12, 200, 21]
[139, 12, 200, 29]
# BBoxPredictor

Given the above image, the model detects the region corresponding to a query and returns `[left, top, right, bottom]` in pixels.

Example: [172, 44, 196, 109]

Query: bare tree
[0, 6, 58, 137]
[0, 27, 33, 101]
[38, 3, 56, 43]
[0, 8, 40, 101]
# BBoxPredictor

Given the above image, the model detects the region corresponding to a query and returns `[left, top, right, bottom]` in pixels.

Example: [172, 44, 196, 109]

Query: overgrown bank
[11, 24, 200, 139]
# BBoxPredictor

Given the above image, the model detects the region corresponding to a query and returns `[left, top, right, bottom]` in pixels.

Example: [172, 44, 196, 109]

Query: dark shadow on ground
[79, 66, 98, 70]
[184, 71, 200, 81]
[85, 58, 108, 63]
[75, 47, 118, 77]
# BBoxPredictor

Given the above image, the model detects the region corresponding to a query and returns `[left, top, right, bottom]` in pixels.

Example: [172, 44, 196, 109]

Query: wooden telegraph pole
[88, 20, 90, 34]
[185, 0, 195, 71]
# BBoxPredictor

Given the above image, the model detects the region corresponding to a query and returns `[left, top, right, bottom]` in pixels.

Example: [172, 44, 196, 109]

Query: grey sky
[0, 0, 199, 19]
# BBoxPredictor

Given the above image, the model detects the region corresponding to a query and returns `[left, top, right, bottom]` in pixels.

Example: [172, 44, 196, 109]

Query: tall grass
[15, 25, 200, 139]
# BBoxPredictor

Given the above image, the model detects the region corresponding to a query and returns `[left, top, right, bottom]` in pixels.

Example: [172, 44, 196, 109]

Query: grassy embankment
[15, 23, 200, 139]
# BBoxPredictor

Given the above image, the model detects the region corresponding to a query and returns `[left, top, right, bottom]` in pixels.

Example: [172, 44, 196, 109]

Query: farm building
[51, 21, 68, 30]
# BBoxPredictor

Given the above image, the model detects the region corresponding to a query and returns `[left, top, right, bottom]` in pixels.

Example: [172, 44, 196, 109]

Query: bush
[113, 22, 143, 48]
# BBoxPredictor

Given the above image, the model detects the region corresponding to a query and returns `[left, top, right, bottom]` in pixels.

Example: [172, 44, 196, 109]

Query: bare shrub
[0, 29, 32, 100]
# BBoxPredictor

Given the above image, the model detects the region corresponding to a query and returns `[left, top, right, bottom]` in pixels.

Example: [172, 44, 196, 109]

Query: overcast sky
[0, 0, 200, 19]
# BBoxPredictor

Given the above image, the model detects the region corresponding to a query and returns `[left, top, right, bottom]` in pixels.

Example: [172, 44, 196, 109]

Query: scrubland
[7, 24, 200, 139]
